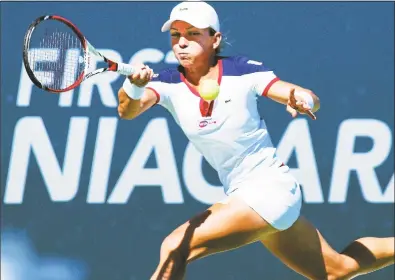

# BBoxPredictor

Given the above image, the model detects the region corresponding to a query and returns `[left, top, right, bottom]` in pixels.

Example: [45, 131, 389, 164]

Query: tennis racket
[23, 15, 137, 93]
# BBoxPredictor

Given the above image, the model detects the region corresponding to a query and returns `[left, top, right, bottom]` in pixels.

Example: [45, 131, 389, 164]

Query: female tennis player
[117, 2, 394, 279]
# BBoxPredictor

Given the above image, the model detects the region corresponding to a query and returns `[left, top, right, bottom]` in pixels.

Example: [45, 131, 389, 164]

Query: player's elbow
[117, 89, 137, 120]
[118, 106, 137, 120]
[118, 110, 131, 120]
[117, 101, 138, 120]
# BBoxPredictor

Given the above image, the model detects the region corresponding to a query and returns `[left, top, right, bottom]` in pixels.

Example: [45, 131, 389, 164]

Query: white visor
[161, 1, 220, 32]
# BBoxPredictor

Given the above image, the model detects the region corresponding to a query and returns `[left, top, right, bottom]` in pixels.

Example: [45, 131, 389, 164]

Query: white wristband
[122, 78, 145, 100]
[295, 90, 315, 110]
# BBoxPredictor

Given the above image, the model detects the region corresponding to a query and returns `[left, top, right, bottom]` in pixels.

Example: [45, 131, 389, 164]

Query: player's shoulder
[221, 55, 272, 76]
[150, 67, 182, 84]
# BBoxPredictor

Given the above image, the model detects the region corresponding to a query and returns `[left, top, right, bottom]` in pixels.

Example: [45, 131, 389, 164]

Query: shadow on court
[156, 209, 212, 279]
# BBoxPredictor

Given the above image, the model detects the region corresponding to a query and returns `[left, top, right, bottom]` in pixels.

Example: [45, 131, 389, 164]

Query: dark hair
[208, 27, 225, 54]
[208, 28, 217, 36]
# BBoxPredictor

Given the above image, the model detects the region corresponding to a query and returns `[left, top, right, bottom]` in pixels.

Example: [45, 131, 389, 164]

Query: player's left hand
[286, 89, 317, 120]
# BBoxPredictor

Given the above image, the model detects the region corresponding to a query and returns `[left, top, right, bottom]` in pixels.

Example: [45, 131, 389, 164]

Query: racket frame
[23, 15, 128, 93]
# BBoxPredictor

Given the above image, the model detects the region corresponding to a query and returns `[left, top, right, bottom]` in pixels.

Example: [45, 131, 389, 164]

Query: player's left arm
[266, 80, 320, 113]
[237, 55, 320, 119]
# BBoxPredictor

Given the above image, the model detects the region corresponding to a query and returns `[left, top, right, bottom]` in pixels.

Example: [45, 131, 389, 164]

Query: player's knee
[160, 233, 188, 263]
[324, 254, 357, 280]
[305, 253, 353, 280]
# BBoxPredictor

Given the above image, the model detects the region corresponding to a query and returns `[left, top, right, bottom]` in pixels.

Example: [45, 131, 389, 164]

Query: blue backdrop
[1, 1, 394, 280]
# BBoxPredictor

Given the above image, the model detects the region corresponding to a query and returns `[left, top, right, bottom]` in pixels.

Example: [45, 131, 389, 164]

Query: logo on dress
[247, 60, 263, 65]
[199, 120, 208, 128]
[198, 118, 217, 129]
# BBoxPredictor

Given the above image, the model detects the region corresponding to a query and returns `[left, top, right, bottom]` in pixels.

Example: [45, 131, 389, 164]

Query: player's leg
[261, 216, 394, 279]
[340, 236, 394, 276]
[150, 196, 279, 280]
[150, 168, 302, 280]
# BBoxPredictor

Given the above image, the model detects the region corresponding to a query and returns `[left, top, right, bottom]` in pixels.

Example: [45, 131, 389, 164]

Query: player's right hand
[128, 63, 154, 87]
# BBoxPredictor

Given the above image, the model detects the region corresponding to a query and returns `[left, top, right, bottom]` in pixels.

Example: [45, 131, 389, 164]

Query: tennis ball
[199, 80, 220, 101]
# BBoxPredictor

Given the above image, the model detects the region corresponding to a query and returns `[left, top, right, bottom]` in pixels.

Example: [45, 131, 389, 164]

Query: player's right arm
[118, 88, 157, 119]
[117, 64, 157, 120]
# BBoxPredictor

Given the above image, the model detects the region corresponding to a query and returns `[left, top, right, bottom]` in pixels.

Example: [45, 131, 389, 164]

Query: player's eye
[188, 31, 201, 36]
[170, 32, 181, 38]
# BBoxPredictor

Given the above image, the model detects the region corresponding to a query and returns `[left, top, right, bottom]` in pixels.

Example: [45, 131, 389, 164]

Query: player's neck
[184, 56, 218, 85]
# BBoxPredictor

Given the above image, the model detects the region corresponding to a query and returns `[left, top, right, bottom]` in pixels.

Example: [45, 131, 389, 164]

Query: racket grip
[116, 63, 136, 76]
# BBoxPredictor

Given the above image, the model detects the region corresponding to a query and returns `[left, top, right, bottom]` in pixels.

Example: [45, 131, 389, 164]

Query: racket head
[23, 15, 87, 93]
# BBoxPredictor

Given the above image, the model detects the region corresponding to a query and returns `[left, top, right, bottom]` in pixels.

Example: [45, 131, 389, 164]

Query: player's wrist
[123, 78, 145, 100]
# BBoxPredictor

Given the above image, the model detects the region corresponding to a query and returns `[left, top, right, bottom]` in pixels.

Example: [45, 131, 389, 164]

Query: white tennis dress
[146, 56, 302, 230]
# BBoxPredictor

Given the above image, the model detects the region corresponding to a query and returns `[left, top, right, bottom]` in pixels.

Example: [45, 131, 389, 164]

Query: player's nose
[178, 37, 189, 48]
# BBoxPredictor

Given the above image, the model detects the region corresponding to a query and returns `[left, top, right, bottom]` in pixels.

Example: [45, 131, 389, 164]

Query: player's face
[170, 21, 219, 68]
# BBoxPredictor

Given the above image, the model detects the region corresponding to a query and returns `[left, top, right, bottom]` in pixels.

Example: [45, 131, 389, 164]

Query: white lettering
[328, 119, 393, 203]
[4, 117, 88, 204]
[17, 62, 36, 107]
[164, 51, 178, 64]
[129, 48, 164, 65]
[107, 118, 183, 204]
[86, 117, 118, 203]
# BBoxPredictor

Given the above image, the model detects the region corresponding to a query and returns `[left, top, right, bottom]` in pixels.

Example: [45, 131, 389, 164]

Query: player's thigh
[261, 216, 354, 279]
[161, 195, 278, 263]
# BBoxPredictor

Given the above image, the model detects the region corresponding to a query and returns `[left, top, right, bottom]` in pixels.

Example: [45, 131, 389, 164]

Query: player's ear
[213, 32, 222, 52]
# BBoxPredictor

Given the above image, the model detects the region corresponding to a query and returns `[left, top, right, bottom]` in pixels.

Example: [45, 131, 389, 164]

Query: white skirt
[219, 165, 302, 231]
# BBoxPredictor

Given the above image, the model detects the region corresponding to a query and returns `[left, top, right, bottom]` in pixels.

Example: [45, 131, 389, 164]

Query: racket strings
[28, 21, 85, 90]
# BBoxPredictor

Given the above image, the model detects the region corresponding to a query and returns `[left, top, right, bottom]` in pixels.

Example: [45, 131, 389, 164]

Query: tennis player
[117, 2, 394, 279]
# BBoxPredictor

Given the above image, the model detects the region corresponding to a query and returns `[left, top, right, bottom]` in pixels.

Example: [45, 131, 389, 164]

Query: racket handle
[116, 62, 136, 76]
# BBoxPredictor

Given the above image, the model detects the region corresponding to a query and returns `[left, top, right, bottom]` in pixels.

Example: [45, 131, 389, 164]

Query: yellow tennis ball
[199, 80, 220, 101]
